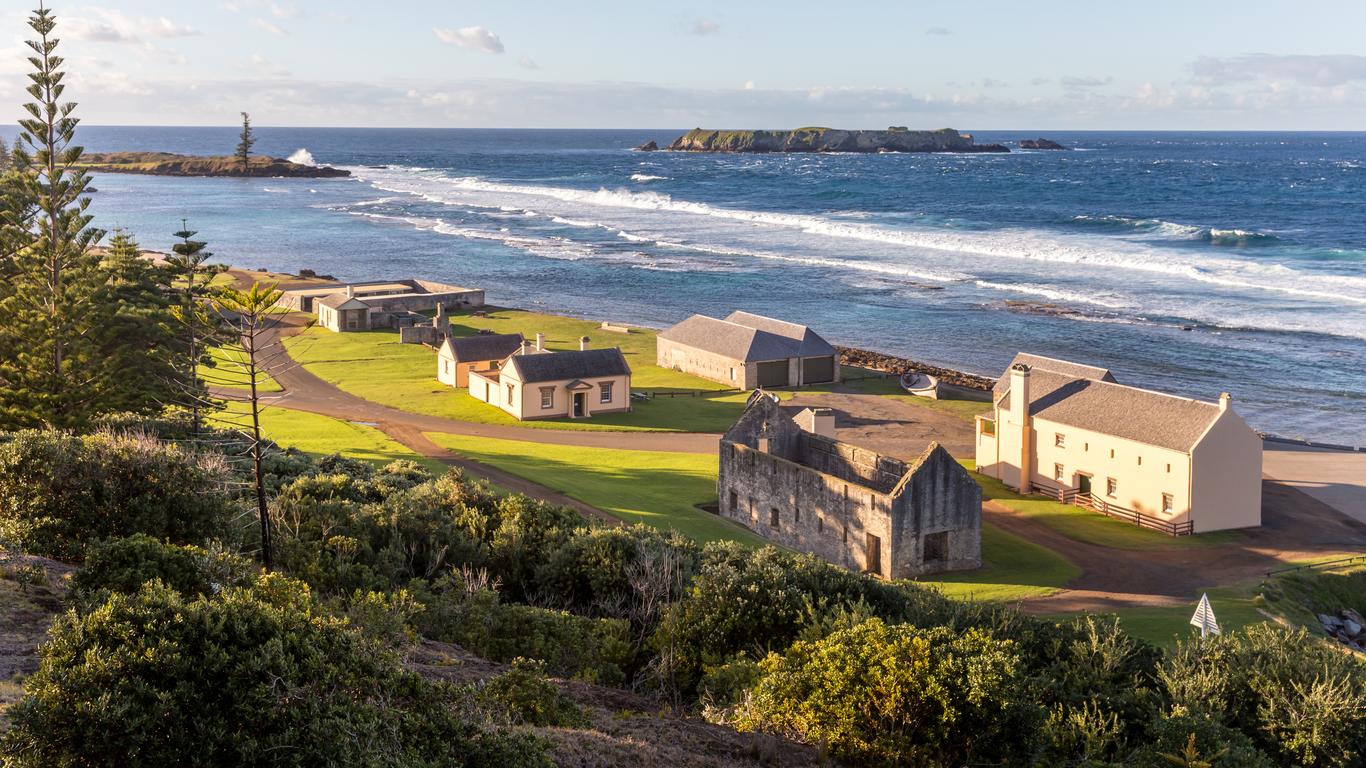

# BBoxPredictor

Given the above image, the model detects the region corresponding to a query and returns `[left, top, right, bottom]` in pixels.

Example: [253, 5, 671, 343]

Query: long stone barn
[718, 397, 981, 578]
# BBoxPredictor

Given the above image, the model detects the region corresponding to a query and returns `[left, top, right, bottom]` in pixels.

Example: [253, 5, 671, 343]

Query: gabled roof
[993, 352, 1115, 395]
[315, 293, 371, 311]
[659, 311, 836, 362]
[996, 353, 1222, 452]
[505, 348, 631, 384]
[441, 333, 525, 363]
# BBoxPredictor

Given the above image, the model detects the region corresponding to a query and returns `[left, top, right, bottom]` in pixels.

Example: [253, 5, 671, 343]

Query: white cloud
[65, 7, 198, 45]
[690, 19, 721, 36]
[249, 17, 288, 36]
[434, 26, 504, 54]
[1061, 75, 1114, 88]
[925, 26, 952, 36]
[270, 3, 301, 20]
[1192, 54, 1366, 87]
[518, 55, 538, 70]
[744, 80, 755, 90]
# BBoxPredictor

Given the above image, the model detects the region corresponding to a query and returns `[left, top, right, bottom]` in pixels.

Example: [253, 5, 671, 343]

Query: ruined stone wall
[717, 442, 893, 577]
[888, 445, 983, 577]
[796, 432, 907, 494]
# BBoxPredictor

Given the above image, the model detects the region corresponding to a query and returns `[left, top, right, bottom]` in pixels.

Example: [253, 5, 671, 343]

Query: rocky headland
[1018, 138, 1067, 150]
[79, 152, 350, 178]
[665, 127, 1009, 154]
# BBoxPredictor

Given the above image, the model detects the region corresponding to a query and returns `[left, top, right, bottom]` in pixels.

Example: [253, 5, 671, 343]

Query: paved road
[1262, 442, 1366, 525]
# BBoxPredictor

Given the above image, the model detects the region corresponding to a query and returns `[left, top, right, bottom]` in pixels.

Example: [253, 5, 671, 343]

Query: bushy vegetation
[480, 658, 588, 728]
[70, 534, 255, 603]
[0, 430, 239, 560]
[0, 575, 549, 768]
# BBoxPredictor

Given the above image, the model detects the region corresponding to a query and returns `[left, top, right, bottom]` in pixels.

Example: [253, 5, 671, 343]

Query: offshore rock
[1019, 138, 1067, 150]
[666, 127, 1009, 153]
[634, 140, 659, 151]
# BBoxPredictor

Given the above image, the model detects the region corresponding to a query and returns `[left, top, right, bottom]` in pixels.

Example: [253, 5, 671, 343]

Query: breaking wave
[287, 148, 316, 166]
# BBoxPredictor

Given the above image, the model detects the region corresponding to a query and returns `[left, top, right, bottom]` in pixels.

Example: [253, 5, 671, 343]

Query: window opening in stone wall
[769, 508, 780, 529]
[924, 531, 949, 562]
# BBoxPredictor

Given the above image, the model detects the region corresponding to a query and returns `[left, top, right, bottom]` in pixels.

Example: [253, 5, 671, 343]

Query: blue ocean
[61, 127, 1366, 444]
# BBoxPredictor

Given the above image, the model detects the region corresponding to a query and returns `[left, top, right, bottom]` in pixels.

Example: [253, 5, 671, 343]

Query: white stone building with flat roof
[975, 353, 1262, 534]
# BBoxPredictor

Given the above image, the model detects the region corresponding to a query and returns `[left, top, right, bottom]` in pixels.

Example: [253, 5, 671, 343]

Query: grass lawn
[1076, 584, 1271, 648]
[284, 308, 760, 432]
[961, 460, 1240, 551]
[832, 370, 993, 424]
[424, 432, 766, 545]
[210, 402, 447, 475]
[920, 523, 1081, 602]
[200, 345, 283, 392]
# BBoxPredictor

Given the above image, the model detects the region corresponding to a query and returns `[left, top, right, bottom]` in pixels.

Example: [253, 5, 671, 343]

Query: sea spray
[287, 148, 317, 166]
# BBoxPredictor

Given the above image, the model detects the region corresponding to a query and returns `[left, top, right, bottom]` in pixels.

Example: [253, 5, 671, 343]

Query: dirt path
[218, 289, 1366, 617]
[235, 313, 719, 455]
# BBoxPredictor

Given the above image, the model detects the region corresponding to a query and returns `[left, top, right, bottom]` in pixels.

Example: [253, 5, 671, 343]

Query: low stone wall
[838, 346, 994, 390]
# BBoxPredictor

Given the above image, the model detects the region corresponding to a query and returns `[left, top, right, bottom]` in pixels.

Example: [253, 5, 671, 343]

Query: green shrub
[735, 618, 1043, 766]
[0, 574, 549, 768]
[341, 587, 425, 647]
[414, 573, 634, 686]
[480, 658, 587, 728]
[1160, 624, 1366, 767]
[534, 525, 699, 621]
[0, 430, 237, 560]
[71, 534, 254, 602]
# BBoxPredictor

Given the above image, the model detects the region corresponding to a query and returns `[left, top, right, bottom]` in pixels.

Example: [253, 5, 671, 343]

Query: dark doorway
[924, 531, 948, 562]
[756, 360, 790, 387]
[865, 533, 882, 576]
[802, 356, 836, 384]
[573, 392, 585, 418]
[1078, 474, 1092, 496]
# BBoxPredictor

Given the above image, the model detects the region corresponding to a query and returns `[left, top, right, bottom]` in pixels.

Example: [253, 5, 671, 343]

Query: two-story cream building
[975, 353, 1261, 533]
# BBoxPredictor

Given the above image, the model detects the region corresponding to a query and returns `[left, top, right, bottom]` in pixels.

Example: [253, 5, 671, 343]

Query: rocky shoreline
[80, 152, 350, 178]
[661, 127, 1009, 154]
[837, 346, 995, 390]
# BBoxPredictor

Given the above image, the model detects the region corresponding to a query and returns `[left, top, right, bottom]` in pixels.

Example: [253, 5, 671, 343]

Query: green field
[425, 432, 763, 545]
[210, 402, 446, 475]
[921, 523, 1080, 602]
[284, 308, 760, 432]
[200, 345, 283, 392]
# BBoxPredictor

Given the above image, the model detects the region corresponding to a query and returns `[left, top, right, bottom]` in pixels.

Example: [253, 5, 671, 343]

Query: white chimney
[345, 285, 355, 299]
[579, 336, 590, 351]
[519, 340, 533, 355]
[1007, 363, 1033, 494]
[1219, 392, 1231, 413]
[536, 333, 545, 352]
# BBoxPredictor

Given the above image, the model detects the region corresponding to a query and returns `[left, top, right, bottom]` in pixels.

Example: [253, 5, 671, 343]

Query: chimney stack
[519, 340, 533, 355]
[579, 336, 590, 351]
[536, 333, 545, 352]
[345, 285, 355, 299]
[1007, 363, 1033, 494]
[1219, 392, 1231, 412]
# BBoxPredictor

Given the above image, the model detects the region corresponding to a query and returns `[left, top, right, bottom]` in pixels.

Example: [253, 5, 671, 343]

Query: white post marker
[1190, 593, 1220, 638]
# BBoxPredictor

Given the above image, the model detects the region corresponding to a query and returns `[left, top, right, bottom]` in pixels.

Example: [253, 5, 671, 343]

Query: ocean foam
[630, 173, 668, 182]
[287, 148, 316, 166]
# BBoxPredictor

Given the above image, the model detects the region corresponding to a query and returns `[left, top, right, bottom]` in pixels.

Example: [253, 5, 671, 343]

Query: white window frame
[540, 387, 554, 410]
[1106, 477, 1118, 498]
[599, 381, 613, 403]
[1054, 433, 1066, 447]
[506, 384, 515, 406]
[1054, 463, 1064, 482]
[1162, 493, 1174, 514]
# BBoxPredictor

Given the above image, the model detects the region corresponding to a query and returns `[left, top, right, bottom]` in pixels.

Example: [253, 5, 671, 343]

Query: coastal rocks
[81, 152, 350, 178]
[666, 127, 1010, 154]
[1319, 608, 1366, 652]
[1019, 138, 1067, 150]
[634, 140, 659, 151]
[837, 346, 995, 391]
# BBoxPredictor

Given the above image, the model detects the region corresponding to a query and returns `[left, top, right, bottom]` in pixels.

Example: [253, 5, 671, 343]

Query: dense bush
[480, 658, 588, 728]
[0, 430, 238, 560]
[414, 573, 634, 685]
[1160, 624, 1366, 767]
[735, 618, 1043, 766]
[71, 534, 255, 602]
[534, 525, 700, 622]
[0, 574, 549, 768]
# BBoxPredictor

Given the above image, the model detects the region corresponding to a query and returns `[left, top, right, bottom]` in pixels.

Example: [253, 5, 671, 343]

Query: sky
[1, 1, 1364, 129]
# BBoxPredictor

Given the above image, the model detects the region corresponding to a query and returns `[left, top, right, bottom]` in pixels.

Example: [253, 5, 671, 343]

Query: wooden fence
[1044, 484, 1195, 536]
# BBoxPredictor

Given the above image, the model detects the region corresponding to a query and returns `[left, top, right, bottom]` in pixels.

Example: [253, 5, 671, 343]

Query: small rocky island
[78, 152, 350, 178]
[663, 127, 1009, 153]
[1018, 138, 1067, 150]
